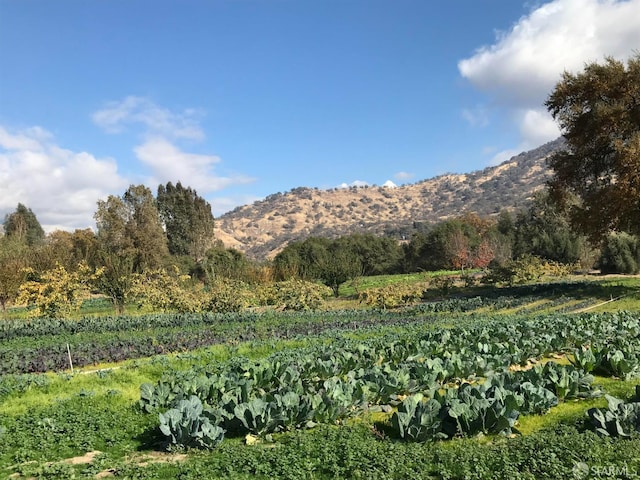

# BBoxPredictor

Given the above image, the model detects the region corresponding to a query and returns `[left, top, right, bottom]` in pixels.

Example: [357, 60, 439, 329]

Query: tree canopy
[95, 184, 169, 272]
[157, 181, 215, 261]
[3, 203, 45, 246]
[546, 54, 640, 241]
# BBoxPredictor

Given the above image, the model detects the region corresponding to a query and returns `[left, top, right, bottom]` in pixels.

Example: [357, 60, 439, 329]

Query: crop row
[141, 311, 640, 448]
[0, 311, 444, 375]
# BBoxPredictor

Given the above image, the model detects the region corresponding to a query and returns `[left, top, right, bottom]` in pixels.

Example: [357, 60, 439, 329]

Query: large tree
[545, 54, 640, 241]
[157, 182, 215, 261]
[95, 185, 169, 272]
[512, 192, 592, 266]
[3, 203, 45, 246]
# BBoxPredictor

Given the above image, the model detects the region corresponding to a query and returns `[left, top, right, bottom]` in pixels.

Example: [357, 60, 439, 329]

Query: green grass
[338, 270, 462, 297]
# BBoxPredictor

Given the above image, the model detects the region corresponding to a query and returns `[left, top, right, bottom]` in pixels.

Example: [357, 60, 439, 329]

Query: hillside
[216, 138, 563, 259]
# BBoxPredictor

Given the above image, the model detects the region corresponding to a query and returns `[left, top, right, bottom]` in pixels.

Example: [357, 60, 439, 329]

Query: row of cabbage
[140, 311, 640, 448]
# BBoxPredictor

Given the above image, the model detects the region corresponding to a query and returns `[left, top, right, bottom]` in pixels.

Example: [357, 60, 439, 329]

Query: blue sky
[1, 0, 639, 231]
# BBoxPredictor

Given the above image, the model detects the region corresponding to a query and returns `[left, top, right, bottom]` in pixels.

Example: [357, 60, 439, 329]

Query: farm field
[1, 276, 640, 479]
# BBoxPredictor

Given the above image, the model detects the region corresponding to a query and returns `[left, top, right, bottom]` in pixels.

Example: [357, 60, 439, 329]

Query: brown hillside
[216, 138, 563, 259]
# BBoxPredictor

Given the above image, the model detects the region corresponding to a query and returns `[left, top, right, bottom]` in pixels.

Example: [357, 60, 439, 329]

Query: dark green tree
[202, 242, 250, 282]
[513, 192, 590, 265]
[157, 182, 215, 261]
[599, 232, 639, 274]
[316, 238, 362, 297]
[546, 54, 640, 241]
[340, 233, 403, 276]
[274, 237, 332, 280]
[3, 203, 45, 246]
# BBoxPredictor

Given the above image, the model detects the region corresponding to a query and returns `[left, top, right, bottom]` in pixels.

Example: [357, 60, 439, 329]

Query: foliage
[205, 278, 252, 313]
[201, 242, 251, 282]
[266, 279, 332, 311]
[157, 181, 215, 262]
[131, 267, 204, 313]
[95, 184, 169, 273]
[484, 255, 573, 286]
[513, 192, 592, 266]
[159, 395, 225, 449]
[358, 282, 428, 309]
[3, 203, 45, 246]
[17, 262, 97, 318]
[599, 231, 640, 274]
[0, 236, 30, 313]
[587, 390, 640, 438]
[403, 214, 497, 272]
[93, 250, 136, 314]
[546, 54, 640, 241]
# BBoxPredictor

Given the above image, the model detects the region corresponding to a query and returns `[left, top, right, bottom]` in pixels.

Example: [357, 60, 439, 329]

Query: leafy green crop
[587, 392, 640, 438]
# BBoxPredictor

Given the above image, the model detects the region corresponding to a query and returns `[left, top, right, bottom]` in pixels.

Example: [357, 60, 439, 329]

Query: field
[1, 275, 640, 479]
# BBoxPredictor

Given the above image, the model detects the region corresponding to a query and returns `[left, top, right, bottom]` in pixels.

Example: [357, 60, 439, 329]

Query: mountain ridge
[216, 138, 564, 260]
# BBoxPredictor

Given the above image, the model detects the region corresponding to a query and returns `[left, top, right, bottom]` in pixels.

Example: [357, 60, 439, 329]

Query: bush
[358, 282, 428, 309]
[484, 255, 573, 286]
[206, 279, 252, 313]
[267, 279, 332, 311]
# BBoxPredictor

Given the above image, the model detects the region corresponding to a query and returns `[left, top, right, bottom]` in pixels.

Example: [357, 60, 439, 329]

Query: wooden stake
[67, 343, 74, 373]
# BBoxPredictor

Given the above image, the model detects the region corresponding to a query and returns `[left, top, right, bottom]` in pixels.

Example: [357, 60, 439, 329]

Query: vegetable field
[1, 278, 640, 479]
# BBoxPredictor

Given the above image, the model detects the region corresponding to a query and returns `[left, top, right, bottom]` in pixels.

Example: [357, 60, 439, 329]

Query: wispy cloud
[458, 0, 640, 162]
[461, 106, 489, 127]
[336, 180, 369, 189]
[393, 171, 414, 181]
[0, 126, 128, 232]
[92, 96, 205, 140]
[93, 96, 255, 196]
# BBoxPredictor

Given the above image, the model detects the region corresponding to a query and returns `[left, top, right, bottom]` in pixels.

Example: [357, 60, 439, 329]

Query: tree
[3, 203, 45, 246]
[513, 192, 590, 265]
[0, 236, 30, 315]
[339, 233, 403, 276]
[599, 232, 639, 274]
[157, 182, 215, 261]
[316, 238, 362, 297]
[545, 54, 640, 241]
[94, 185, 169, 272]
[202, 243, 250, 282]
[93, 250, 135, 314]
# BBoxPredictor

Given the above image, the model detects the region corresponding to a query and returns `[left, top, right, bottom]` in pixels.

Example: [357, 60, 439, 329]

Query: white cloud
[519, 107, 561, 146]
[394, 171, 414, 181]
[459, 0, 640, 162]
[92, 96, 255, 197]
[0, 126, 128, 232]
[336, 180, 369, 189]
[487, 148, 521, 167]
[134, 137, 254, 194]
[382, 180, 397, 188]
[92, 96, 205, 140]
[459, 0, 640, 106]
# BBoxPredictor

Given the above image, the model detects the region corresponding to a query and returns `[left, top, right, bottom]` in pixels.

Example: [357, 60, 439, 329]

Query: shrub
[359, 283, 427, 309]
[206, 279, 252, 313]
[269, 279, 332, 311]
